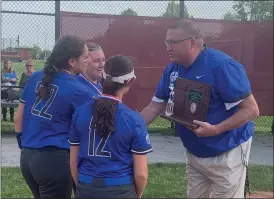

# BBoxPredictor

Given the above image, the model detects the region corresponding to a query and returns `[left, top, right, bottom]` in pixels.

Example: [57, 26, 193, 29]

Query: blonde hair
[87, 43, 102, 52]
[25, 59, 34, 67]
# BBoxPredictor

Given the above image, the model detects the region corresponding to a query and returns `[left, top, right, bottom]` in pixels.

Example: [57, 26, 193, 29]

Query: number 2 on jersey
[88, 118, 111, 158]
[31, 81, 58, 120]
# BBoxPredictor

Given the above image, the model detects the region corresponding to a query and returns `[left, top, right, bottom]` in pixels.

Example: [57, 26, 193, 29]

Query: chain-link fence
[1, 1, 273, 135]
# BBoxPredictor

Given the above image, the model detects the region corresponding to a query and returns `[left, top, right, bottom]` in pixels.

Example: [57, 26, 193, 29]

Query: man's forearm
[216, 107, 259, 134]
[141, 101, 167, 126]
[140, 106, 159, 126]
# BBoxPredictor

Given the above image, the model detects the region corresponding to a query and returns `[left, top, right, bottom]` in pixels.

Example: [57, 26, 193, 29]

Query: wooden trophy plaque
[161, 77, 211, 131]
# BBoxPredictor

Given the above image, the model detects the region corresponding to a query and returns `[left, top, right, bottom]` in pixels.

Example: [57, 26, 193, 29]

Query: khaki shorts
[186, 137, 252, 198]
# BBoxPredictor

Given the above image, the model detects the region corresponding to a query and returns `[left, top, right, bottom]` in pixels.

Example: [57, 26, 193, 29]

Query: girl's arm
[70, 145, 80, 184]
[14, 102, 24, 149]
[14, 102, 24, 132]
[10, 72, 17, 83]
[133, 154, 148, 198]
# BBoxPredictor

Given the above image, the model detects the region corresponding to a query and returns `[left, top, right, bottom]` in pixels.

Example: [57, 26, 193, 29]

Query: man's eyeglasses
[164, 37, 197, 46]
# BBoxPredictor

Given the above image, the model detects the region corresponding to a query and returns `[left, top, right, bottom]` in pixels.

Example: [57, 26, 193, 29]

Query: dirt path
[250, 191, 273, 198]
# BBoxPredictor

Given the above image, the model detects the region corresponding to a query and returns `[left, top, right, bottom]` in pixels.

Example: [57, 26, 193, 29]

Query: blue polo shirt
[153, 47, 254, 158]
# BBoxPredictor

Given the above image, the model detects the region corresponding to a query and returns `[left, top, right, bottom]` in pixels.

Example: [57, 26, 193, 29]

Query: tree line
[121, 0, 273, 22]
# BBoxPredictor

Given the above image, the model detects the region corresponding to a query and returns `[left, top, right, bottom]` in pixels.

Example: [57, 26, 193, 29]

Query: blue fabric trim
[78, 174, 133, 186]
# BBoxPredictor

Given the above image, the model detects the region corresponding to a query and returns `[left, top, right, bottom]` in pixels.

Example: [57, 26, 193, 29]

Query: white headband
[103, 70, 136, 84]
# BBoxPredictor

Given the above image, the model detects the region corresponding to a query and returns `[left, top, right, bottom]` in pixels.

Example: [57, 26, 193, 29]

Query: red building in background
[14, 47, 32, 60]
[1, 47, 32, 62]
[1, 51, 21, 62]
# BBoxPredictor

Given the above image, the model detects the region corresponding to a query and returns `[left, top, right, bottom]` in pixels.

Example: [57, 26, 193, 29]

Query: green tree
[31, 45, 42, 59]
[223, 1, 273, 21]
[223, 12, 237, 21]
[162, 0, 192, 18]
[120, 8, 138, 16]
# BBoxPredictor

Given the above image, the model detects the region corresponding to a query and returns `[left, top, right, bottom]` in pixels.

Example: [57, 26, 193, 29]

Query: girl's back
[69, 98, 152, 178]
[21, 70, 92, 149]
[69, 55, 152, 199]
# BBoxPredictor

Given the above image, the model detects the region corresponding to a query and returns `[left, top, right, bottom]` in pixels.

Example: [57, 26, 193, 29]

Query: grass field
[7, 60, 45, 80]
[1, 60, 273, 135]
[1, 163, 273, 198]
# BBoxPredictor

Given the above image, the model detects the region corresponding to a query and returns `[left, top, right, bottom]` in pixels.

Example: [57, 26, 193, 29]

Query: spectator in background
[19, 59, 36, 88]
[1, 60, 17, 121]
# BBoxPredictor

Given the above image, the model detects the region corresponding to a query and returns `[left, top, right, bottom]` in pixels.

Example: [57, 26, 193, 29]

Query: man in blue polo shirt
[141, 20, 259, 198]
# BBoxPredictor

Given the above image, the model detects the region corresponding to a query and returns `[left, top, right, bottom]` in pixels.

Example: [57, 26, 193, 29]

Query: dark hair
[168, 20, 203, 39]
[93, 55, 134, 137]
[38, 35, 86, 99]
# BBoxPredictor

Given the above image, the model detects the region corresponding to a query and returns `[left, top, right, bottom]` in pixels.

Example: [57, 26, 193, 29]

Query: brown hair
[93, 55, 134, 137]
[168, 20, 203, 39]
[168, 20, 204, 47]
[3, 60, 12, 72]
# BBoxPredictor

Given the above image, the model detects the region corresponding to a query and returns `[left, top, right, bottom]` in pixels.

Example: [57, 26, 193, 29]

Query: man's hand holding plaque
[161, 77, 211, 131]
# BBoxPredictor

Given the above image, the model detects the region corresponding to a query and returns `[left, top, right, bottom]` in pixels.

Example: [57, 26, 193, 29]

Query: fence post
[55, 0, 61, 42]
[271, 116, 274, 135]
[180, 0, 185, 18]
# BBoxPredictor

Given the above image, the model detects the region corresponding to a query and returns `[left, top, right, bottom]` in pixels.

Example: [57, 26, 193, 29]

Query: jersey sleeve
[131, 114, 153, 154]
[68, 109, 81, 146]
[215, 59, 252, 110]
[152, 66, 171, 103]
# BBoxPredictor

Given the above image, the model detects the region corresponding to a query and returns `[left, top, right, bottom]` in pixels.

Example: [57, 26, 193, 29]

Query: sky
[1, 1, 234, 51]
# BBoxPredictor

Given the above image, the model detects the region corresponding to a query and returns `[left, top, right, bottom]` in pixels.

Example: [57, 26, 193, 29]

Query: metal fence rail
[1, 1, 273, 135]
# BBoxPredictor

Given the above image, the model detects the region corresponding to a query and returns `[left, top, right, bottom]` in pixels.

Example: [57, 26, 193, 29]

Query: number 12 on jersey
[88, 118, 111, 158]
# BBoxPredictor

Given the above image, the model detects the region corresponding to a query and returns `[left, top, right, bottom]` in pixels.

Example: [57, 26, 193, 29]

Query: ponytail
[93, 97, 118, 137]
[37, 55, 58, 99]
[93, 55, 135, 137]
[92, 76, 121, 137]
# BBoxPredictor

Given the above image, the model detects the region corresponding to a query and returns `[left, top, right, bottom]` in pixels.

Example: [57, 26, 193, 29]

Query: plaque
[160, 77, 211, 130]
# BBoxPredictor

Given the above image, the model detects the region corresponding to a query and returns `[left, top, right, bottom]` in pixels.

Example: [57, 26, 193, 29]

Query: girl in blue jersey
[14, 35, 92, 199]
[69, 55, 153, 199]
[76, 43, 105, 97]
